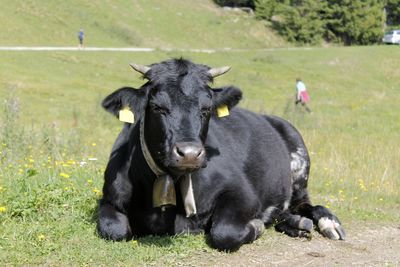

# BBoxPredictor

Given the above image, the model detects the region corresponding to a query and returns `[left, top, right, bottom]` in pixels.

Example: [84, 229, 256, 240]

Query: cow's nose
[172, 142, 205, 167]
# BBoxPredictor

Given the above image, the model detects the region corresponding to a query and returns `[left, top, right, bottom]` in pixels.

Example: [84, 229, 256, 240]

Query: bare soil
[185, 223, 400, 266]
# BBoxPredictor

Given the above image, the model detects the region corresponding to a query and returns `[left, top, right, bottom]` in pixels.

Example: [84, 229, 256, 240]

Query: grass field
[1, 46, 399, 265]
[0, 0, 286, 49]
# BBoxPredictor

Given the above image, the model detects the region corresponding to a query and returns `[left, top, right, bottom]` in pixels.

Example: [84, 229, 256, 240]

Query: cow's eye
[201, 107, 212, 117]
[151, 104, 169, 115]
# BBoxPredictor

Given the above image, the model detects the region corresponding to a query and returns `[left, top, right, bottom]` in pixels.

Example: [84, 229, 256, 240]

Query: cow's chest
[133, 208, 176, 235]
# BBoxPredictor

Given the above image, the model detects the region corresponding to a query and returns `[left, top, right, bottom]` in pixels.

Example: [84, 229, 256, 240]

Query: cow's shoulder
[104, 123, 139, 184]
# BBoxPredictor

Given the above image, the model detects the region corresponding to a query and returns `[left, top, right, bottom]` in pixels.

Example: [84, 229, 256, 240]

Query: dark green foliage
[385, 0, 400, 26]
[255, 0, 283, 20]
[323, 0, 385, 45]
[213, 0, 255, 8]
[255, 0, 386, 45]
[274, 0, 325, 45]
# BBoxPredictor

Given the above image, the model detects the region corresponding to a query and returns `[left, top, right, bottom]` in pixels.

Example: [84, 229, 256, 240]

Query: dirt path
[185, 223, 400, 266]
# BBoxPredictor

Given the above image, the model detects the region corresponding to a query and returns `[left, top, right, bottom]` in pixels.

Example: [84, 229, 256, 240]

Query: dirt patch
[185, 223, 400, 266]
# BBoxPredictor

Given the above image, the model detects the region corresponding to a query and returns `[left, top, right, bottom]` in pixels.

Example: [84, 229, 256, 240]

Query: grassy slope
[1, 46, 399, 265]
[0, 0, 286, 48]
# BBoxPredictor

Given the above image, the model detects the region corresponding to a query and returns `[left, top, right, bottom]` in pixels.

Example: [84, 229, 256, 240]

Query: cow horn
[208, 66, 231, 78]
[129, 63, 151, 75]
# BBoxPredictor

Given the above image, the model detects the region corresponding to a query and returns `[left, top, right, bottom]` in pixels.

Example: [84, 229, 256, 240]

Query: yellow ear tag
[217, 105, 229, 118]
[119, 108, 135, 123]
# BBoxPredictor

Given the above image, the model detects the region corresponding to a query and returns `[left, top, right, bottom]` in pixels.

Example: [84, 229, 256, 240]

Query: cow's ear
[212, 86, 242, 109]
[102, 87, 148, 120]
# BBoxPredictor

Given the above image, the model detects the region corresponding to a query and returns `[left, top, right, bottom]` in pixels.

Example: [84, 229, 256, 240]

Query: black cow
[97, 58, 345, 251]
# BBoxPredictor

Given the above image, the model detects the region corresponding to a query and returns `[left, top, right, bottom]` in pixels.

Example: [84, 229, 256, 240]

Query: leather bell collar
[139, 113, 197, 217]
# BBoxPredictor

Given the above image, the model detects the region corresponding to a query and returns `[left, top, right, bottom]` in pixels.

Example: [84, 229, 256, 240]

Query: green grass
[0, 0, 286, 49]
[1, 46, 400, 265]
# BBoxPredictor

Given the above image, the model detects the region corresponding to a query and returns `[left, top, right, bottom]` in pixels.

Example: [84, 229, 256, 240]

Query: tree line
[214, 0, 400, 45]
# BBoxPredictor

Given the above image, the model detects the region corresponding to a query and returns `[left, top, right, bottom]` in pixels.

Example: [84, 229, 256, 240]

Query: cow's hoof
[97, 223, 132, 241]
[249, 219, 265, 240]
[298, 217, 313, 232]
[317, 217, 346, 240]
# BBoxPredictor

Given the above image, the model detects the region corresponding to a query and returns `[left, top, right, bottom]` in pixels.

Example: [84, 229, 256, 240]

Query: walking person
[78, 29, 85, 49]
[295, 78, 311, 113]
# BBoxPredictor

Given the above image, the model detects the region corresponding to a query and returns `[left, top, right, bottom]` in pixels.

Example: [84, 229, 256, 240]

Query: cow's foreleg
[209, 218, 264, 252]
[97, 164, 133, 241]
[208, 191, 263, 252]
[97, 200, 132, 241]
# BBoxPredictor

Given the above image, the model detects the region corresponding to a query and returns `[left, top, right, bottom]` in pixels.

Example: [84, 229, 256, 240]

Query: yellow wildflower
[37, 234, 45, 241]
[87, 179, 93, 184]
[0, 206, 6, 213]
[93, 188, 102, 197]
[92, 143, 97, 146]
[60, 173, 70, 179]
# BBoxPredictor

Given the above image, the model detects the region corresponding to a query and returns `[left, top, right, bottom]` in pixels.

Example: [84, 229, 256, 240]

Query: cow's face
[102, 59, 242, 177]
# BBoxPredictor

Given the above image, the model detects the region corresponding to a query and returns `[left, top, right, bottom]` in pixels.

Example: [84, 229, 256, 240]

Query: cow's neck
[139, 114, 197, 217]
[139, 114, 165, 176]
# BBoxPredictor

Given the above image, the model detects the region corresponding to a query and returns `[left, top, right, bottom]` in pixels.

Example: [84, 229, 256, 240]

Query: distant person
[295, 78, 311, 113]
[78, 29, 84, 49]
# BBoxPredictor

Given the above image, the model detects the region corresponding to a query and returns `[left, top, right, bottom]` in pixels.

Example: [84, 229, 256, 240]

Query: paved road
[0, 46, 313, 53]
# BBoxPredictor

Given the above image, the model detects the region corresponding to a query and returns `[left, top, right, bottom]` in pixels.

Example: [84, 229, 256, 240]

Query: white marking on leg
[290, 147, 309, 182]
[262, 206, 277, 223]
[283, 200, 290, 211]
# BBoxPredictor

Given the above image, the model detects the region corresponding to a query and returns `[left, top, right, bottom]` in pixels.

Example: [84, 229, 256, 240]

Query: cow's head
[102, 59, 242, 178]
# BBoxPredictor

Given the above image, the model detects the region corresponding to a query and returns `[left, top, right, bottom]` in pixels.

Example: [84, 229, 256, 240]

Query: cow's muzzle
[171, 142, 205, 170]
